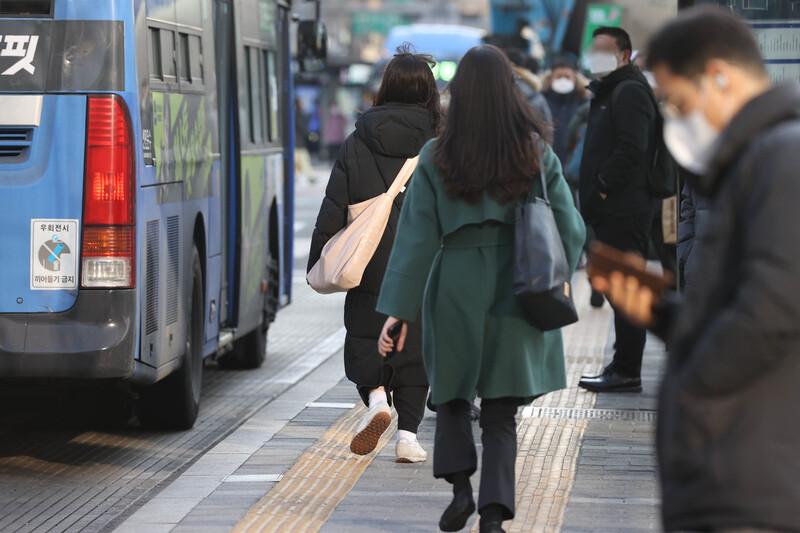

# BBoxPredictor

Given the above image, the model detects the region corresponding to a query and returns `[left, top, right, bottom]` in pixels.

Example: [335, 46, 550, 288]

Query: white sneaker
[350, 401, 391, 455]
[395, 438, 428, 463]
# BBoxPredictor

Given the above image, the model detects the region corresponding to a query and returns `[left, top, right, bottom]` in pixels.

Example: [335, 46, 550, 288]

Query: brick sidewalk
[117, 276, 666, 533]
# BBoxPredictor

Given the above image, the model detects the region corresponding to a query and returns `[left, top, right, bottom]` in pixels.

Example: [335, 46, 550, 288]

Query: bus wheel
[138, 246, 204, 430]
[218, 258, 277, 370]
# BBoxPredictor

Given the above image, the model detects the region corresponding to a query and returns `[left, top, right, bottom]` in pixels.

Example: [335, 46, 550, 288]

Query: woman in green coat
[376, 46, 585, 533]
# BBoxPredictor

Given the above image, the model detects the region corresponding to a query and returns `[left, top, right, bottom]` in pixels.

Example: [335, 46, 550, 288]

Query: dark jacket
[578, 64, 656, 224]
[513, 66, 554, 125]
[655, 83, 800, 531]
[676, 181, 710, 290]
[544, 89, 583, 164]
[308, 103, 435, 397]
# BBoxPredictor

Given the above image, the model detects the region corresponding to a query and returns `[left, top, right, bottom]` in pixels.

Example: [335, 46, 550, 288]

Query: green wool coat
[376, 139, 586, 405]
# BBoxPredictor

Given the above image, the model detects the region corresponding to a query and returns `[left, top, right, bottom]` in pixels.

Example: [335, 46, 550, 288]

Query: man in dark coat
[578, 26, 657, 393]
[591, 6, 800, 530]
[308, 100, 436, 460]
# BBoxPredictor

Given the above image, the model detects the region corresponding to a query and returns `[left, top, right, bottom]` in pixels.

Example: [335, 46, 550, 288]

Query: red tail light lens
[81, 95, 136, 289]
[83, 95, 135, 226]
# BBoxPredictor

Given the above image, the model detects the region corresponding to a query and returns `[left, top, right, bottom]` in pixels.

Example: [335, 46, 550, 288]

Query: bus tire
[138, 246, 204, 430]
[218, 258, 277, 370]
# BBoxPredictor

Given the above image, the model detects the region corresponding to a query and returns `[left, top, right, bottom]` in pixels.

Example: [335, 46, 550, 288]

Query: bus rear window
[0, 0, 53, 17]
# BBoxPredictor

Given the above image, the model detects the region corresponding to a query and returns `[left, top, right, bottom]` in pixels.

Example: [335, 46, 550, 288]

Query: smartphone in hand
[387, 320, 404, 341]
[587, 242, 674, 295]
[386, 320, 405, 358]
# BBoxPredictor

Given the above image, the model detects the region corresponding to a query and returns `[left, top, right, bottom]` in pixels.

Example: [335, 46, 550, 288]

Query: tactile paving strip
[232, 404, 396, 533]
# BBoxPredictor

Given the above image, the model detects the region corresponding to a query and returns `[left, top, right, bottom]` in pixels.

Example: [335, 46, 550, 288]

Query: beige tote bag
[307, 156, 419, 294]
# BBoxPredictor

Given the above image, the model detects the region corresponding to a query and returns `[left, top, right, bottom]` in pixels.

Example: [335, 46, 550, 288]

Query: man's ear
[621, 50, 631, 65]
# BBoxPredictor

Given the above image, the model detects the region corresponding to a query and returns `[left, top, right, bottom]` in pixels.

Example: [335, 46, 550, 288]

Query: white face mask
[588, 52, 619, 76]
[663, 111, 719, 175]
[551, 77, 575, 94]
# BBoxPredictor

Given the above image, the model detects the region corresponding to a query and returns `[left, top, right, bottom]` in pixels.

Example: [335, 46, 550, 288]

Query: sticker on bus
[30, 219, 79, 290]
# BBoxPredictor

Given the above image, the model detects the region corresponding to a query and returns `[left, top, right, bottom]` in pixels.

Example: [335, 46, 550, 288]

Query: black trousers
[592, 212, 652, 377]
[433, 398, 520, 521]
[357, 384, 428, 433]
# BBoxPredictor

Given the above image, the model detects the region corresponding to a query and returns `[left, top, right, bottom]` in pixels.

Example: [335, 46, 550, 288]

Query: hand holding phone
[587, 242, 673, 328]
[387, 320, 404, 342]
[587, 242, 674, 295]
[378, 318, 406, 358]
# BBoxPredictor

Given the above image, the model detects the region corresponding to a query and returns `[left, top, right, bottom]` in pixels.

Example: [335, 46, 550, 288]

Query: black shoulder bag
[513, 148, 579, 331]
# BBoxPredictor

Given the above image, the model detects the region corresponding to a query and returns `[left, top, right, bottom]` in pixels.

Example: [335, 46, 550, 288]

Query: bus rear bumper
[0, 290, 136, 379]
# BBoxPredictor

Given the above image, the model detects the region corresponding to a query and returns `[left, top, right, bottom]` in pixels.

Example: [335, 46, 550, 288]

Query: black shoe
[579, 369, 642, 393]
[590, 289, 605, 308]
[479, 522, 505, 533]
[439, 491, 476, 532]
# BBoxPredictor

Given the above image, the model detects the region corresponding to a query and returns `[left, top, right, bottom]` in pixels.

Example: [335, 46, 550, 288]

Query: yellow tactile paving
[470, 276, 612, 532]
[234, 276, 612, 533]
[232, 405, 396, 533]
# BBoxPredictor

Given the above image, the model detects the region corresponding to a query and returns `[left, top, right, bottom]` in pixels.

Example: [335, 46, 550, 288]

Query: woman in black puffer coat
[308, 47, 440, 462]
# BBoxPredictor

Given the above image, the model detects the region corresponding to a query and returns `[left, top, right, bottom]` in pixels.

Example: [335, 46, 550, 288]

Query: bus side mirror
[297, 20, 327, 73]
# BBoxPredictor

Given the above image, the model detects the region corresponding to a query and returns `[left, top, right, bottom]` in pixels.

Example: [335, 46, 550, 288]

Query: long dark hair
[373, 44, 441, 130]
[434, 45, 548, 204]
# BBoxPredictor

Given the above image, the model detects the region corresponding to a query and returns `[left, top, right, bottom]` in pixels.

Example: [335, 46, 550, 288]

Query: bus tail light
[81, 227, 135, 287]
[81, 95, 136, 289]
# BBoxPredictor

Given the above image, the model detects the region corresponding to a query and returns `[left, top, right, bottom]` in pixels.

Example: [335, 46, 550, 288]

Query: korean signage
[30, 219, 79, 290]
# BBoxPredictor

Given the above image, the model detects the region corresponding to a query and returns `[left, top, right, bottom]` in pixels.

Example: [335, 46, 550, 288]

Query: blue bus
[0, 0, 325, 429]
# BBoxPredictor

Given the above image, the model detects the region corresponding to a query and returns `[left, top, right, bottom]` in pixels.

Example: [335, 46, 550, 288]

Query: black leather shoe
[590, 289, 605, 308]
[439, 491, 476, 532]
[479, 522, 505, 533]
[579, 370, 642, 393]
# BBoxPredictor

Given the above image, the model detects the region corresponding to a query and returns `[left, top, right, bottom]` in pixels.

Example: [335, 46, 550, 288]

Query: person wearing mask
[375, 45, 585, 533]
[505, 48, 554, 125]
[544, 57, 590, 166]
[591, 6, 800, 530]
[577, 26, 657, 393]
[308, 46, 440, 463]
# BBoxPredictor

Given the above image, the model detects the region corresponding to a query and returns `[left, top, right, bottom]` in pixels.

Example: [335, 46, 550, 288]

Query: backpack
[611, 79, 678, 199]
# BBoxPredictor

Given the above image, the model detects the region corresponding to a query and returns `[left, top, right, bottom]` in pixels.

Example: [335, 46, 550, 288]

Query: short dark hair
[592, 26, 632, 54]
[647, 5, 766, 79]
[374, 43, 441, 128]
[551, 56, 577, 71]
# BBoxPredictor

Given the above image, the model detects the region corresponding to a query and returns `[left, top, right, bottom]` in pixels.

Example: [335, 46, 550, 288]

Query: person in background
[676, 178, 708, 290]
[322, 101, 347, 160]
[577, 26, 657, 394]
[375, 45, 584, 533]
[308, 46, 441, 463]
[593, 6, 800, 530]
[294, 98, 314, 183]
[543, 56, 590, 166]
[635, 50, 679, 278]
[505, 48, 554, 125]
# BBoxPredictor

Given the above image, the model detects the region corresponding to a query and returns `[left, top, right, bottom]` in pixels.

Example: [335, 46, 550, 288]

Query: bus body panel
[0, 95, 86, 314]
[0, 0, 296, 391]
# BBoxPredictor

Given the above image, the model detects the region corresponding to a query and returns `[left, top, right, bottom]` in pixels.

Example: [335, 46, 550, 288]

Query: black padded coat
[308, 103, 436, 402]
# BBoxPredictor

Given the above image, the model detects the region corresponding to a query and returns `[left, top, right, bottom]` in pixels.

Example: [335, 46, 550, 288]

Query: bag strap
[524, 142, 549, 205]
[386, 156, 419, 199]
